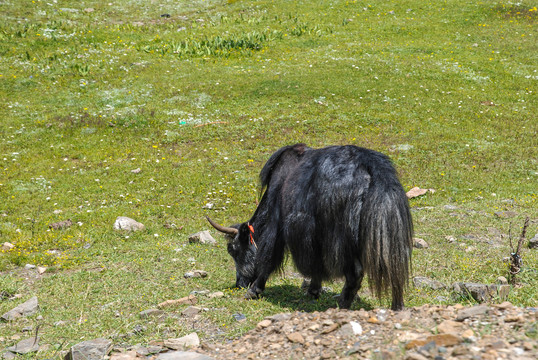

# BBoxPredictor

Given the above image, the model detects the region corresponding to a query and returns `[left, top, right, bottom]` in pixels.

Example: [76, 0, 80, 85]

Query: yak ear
[237, 223, 252, 245]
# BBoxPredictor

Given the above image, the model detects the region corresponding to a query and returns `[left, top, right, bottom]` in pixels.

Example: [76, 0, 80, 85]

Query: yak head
[206, 216, 257, 289]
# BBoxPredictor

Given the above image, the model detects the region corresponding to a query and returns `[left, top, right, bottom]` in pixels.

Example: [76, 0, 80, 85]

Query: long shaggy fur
[210, 144, 413, 310]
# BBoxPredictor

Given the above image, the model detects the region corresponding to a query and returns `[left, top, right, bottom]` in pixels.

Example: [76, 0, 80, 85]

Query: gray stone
[7, 337, 40, 354]
[452, 282, 510, 303]
[207, 291, 224, 299]
[413, 276, 446, 290]
[49, 219, 73, 230]
[163, 333, 200, 350]
[1, 296, 39, 321]
[66, 339, 113, 360]
[413, 238, 429, 249]
[2, 351, 16, 360]
[139, 309, 165, 319]
[157, 351, 215, 360]
[181, 306, 201, 317]
[233, 313, 247, 322]
[113, 217, 145, 231]
[529, 234, 538, 249]
[188, 230, 216, 245]
[456, 305, 489, 321]
[184, 270, 208, 279]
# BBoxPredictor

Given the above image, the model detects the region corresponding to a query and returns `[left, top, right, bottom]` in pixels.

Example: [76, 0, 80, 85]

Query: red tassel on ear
[247, 223, 257, 248]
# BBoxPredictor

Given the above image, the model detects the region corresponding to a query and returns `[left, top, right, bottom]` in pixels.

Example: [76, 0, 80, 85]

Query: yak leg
[338, 261, 364, 309]
[245, 237, 285, 300]
[391, 286, 404, 311]
[306, 276, 323, 299]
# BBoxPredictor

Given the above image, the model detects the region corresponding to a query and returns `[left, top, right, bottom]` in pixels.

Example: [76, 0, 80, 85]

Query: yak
[207, 143, 413, 310]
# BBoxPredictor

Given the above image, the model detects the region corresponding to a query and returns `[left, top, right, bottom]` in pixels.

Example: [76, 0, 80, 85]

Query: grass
[0, 0, 536, 356]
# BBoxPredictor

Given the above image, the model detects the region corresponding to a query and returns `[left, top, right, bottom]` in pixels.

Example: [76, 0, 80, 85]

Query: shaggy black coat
[209, 144, 413, 310]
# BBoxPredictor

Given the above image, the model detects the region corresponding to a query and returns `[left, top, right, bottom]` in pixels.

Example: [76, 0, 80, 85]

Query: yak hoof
[244, 289, 259, 300]
[307, 287, 322, 299]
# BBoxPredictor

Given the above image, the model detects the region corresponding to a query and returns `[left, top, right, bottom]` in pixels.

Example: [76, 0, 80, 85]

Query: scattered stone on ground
[413, 276, 446, 290]
[139, 309, 165, 319]
[181, 306, 202, 318]
[158, 295, 197, 309]
[452, 282, 510, 303]
[207, 291, 224, 299]
[37, 266, 47, 275]
[48, 219, 73, 230]
[188, 231, 217, 245]
[406, 187, 434, 199]
[413, 238, 429, 249]
[3, 299, 536, 360]
[192, 303, 537, 360]
[184, 270, 208, 279]
[157, 351, 215, 360]
[1, 242, 14, 251]
[1, 296, 38, 321]
[113, 216, 145, 231]
[66, 338, 113, 360]
[163, 333, 200, 350]
[6, 337, 39, 355]
[131, 168, 142, 174]
[529, 233, 538, 249]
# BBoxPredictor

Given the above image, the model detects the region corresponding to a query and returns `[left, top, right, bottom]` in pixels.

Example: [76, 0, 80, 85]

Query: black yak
[207, 143, 413, 310]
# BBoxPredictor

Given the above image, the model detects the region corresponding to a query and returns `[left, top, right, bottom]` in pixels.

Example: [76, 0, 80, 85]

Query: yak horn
[205, 215, 238, 236]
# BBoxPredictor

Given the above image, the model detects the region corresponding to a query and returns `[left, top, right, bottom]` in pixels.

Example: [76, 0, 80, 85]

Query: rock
[1, 242, 15, 251]
[131, 168, 141, 174]
[413, 276, 446, 290]
[406, 187, 434, 199]
[66, 338, 113, 360]
[233, 313, 246, 322]
[267, 313, 292, 322]
[163, 333, 200, 350]
[456, 305, 489, 321]
[437, 320, 463, 334]
[37, 266, 47, 275]
[321, 323, 340, 334]
[157, 351, 215, 360]
[49, 219, 73, 230]
[529, 234, 538, 249]
[207, 291, 224, 299]
[494, 211, 517, 218]
[257, 320, 272, 328]
[113, 217, 145, 231]
[496, 276, 508, 285]
[181, 306, 201, 317]
[184, 270, 208, 279]
[452, 282, 510, 303]
[109, 351, 138, 360]
[350, 321, 363, 335]
[24, 264, 36, 270]
[2, 351, 16, 360]
[139, 309, 165, 319]
[188, 231, 217, 245]
[158, 295, 197, 308]
[413, 238, 429, 249]
[7, 337, 40, 354]
[286, 332, 305, 344]
[1, 296, 39, 321]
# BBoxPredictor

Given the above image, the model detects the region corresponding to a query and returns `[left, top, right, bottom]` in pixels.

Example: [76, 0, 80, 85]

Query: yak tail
[359, 169, 413, 309]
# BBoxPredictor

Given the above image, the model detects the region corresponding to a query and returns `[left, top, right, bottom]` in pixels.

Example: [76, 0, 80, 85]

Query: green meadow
[0, 0, 536, 355]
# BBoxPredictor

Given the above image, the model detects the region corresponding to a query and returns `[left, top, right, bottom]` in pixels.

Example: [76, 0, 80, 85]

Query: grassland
[0, 0, 536, 356]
